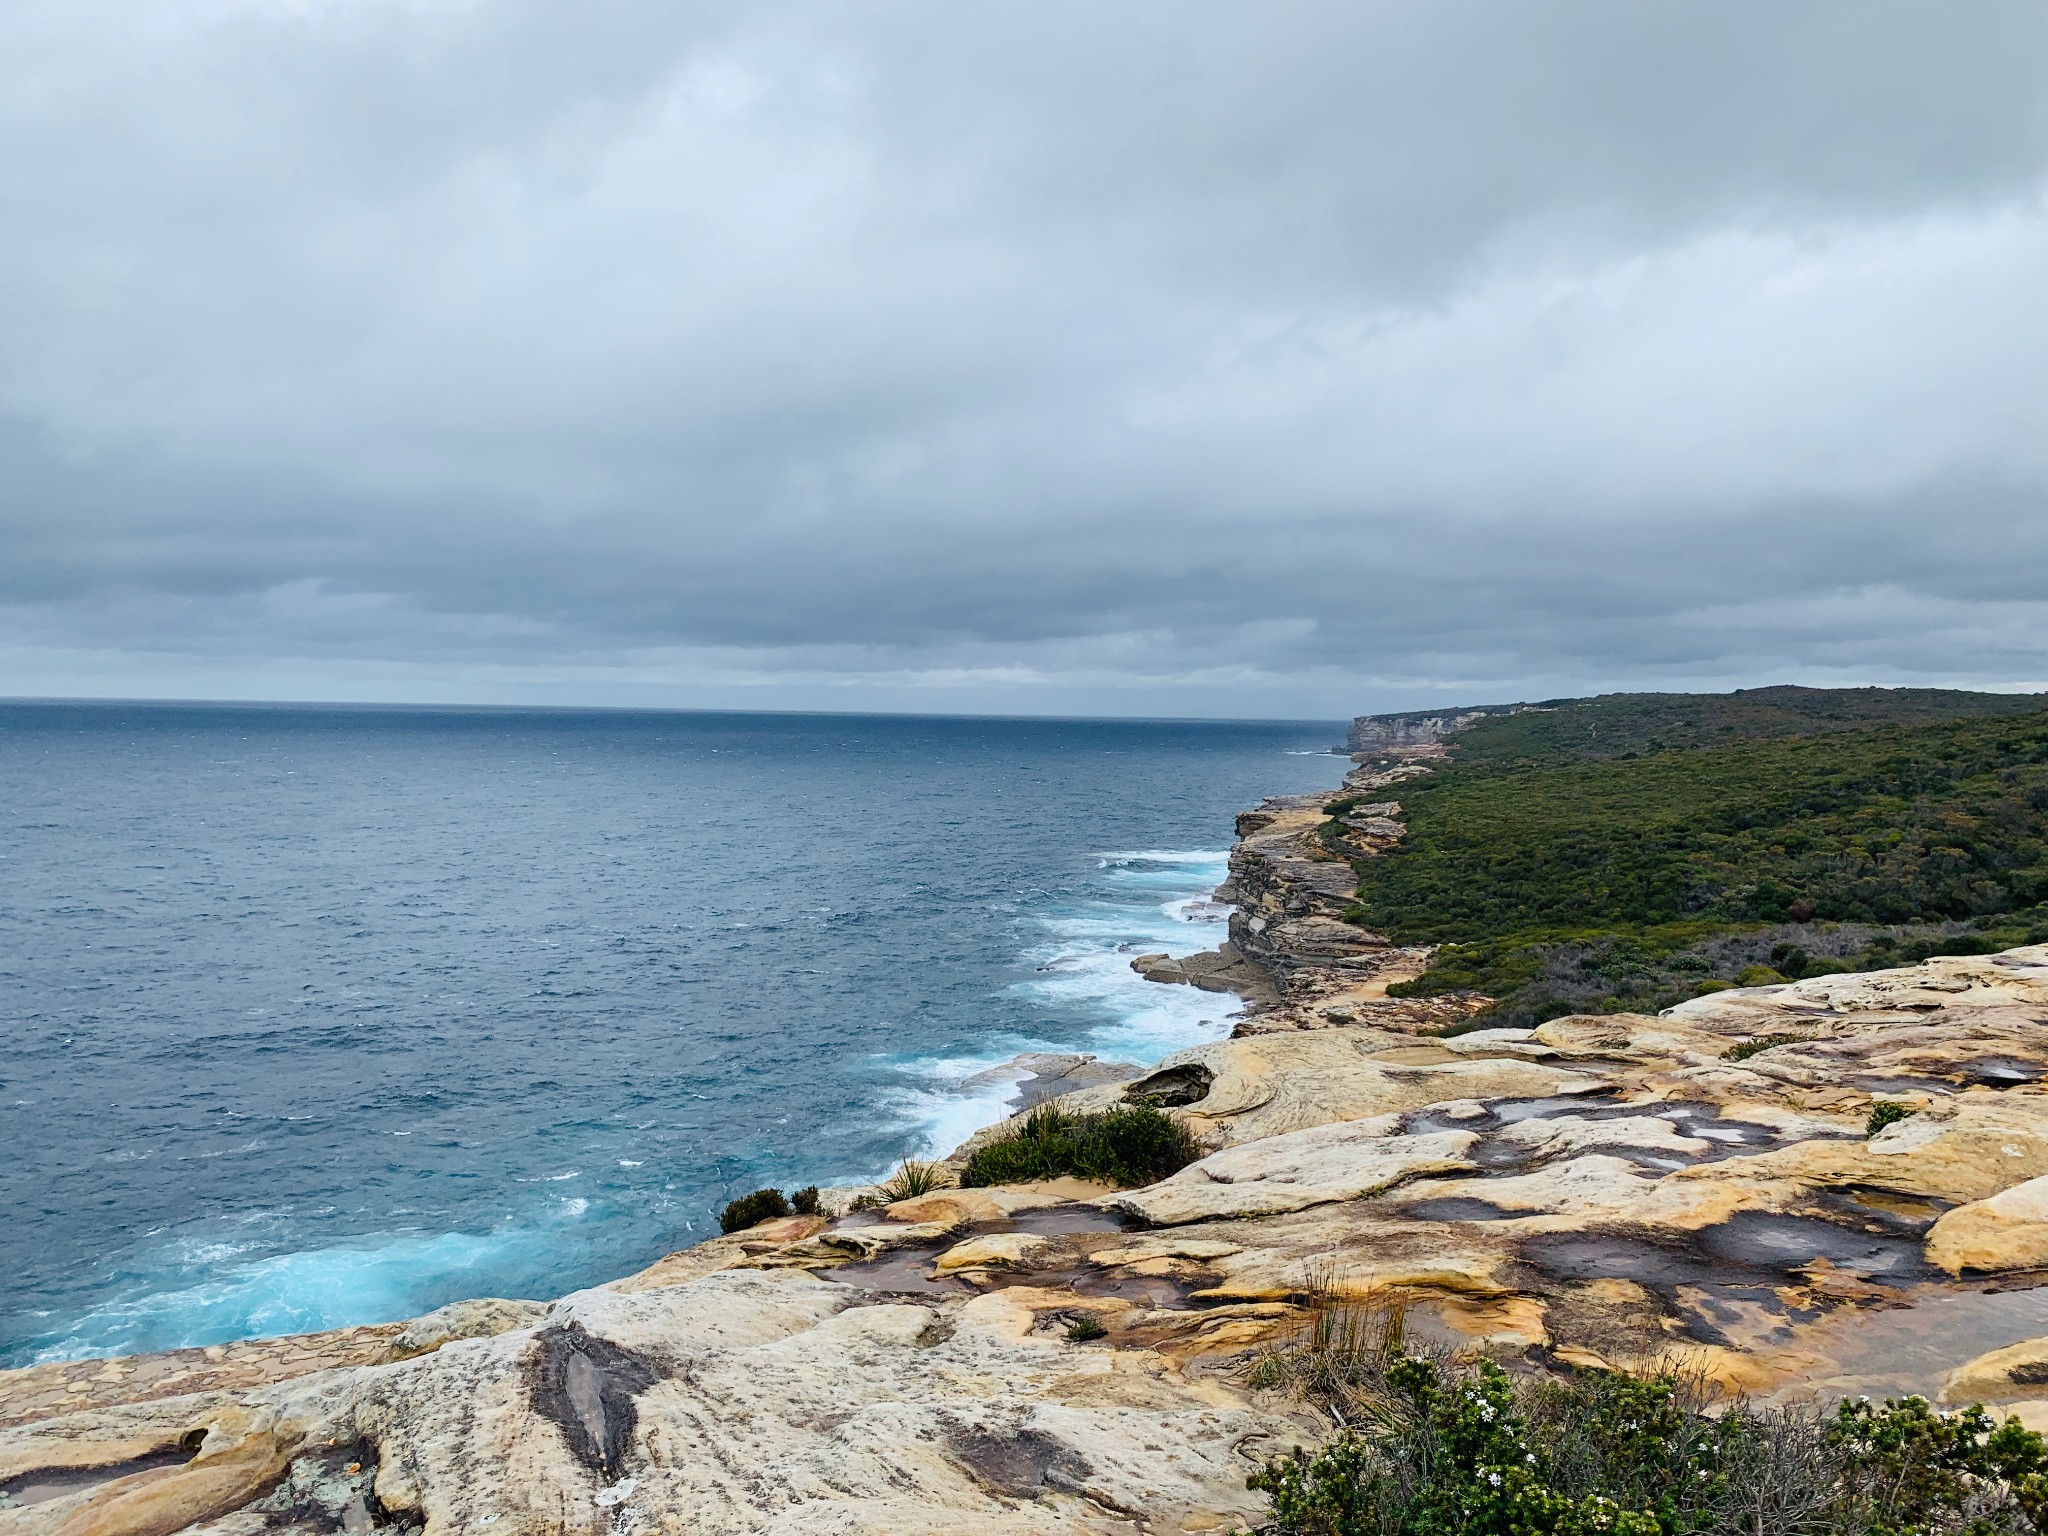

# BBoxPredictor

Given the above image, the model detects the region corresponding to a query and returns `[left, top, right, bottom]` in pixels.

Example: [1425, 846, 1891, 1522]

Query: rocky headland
[10, 700, 2048, 1536]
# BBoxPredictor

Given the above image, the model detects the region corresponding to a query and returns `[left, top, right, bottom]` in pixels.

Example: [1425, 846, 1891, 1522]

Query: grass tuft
[876, 1158, 946, 1203]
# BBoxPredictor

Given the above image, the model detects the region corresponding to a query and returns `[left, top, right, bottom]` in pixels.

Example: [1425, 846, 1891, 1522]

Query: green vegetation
[1064, 1314, 1107, 1342]
[718, 1187, 791, 1233]
[789, 1184, 820, 1215]
[1722, 1034, 1800, 1062]
[1335, 690, 2048, 1025]
[1249, 1346, 2048, 1536]
[875, 1158, 945, 1202]
[959, 1103, 1200, 1188]
[1356, 686, 2048, 769]
[1867, 1100, 1915, 1138]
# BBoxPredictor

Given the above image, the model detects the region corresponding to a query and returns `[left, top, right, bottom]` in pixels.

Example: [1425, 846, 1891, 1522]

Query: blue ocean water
[0, 702, 1345, 1364]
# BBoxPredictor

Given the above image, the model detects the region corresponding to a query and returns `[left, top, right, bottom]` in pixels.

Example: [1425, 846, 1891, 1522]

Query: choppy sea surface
[0, 702, 1345, 1364]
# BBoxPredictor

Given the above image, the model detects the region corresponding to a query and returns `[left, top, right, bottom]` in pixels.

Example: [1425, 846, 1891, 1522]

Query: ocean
[0, 701, 1345, 1364]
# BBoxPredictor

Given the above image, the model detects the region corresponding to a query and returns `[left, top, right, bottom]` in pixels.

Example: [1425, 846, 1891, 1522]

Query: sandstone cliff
[15, 778, 2048, 1536]
[1345, 708, 1496, 753]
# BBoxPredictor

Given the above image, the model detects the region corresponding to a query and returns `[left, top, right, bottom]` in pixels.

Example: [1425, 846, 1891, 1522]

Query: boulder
[1927, 1175, 2048, 1274]
[1942, 1336, 2048, 1404]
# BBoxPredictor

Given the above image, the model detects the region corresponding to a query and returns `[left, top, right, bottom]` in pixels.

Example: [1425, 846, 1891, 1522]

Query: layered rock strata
[1166, 740, 1485, 1037]
[1345, 709, 1496, 752]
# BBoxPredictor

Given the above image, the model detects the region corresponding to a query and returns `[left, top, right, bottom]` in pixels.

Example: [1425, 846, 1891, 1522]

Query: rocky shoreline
[12, 744, 2048, 1535]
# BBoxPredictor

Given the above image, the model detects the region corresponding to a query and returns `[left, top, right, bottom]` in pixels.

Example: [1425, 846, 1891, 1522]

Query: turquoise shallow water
[0, 702, 1345, 1363]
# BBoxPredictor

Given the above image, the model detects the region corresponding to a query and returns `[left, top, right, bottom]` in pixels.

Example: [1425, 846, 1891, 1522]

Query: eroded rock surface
[10, 927, 2048, 1536]
[1, 1272, 1297, 1536]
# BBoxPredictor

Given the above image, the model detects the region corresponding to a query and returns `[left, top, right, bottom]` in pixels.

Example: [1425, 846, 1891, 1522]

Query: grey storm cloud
[1, 0, 2045, 715]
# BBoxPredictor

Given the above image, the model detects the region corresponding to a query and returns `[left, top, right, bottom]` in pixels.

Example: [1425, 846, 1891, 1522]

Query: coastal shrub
[1064, 1314, 1107, 1342]
[876, 1159, 945, 1203]
[1867, 1100, 1915, 1138]
[789, 1185, 820, 1216]
[1770, 942, 1812, 978]
[1387, 922, 1922, 1029]
[960, 1103, 1200, 1189]
[1247, 1346, 2048, 1536]
[1735, 964, 1790, 988]
[1724, 1033, 1801, 1062]
[1899, 933, 1998, 962]
[719, 1187, 790, 1233]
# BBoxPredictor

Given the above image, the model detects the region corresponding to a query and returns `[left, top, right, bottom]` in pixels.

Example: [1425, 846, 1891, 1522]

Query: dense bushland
[1356, 687, 2048, 770]
[1333, 695, 2048, 1024]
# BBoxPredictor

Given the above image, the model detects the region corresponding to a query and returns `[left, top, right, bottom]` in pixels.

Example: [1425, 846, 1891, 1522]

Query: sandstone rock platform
[10, 945, 2048, 1535]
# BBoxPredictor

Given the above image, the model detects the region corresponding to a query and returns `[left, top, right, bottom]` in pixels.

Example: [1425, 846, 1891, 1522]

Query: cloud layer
[4, 0, 2046, 715]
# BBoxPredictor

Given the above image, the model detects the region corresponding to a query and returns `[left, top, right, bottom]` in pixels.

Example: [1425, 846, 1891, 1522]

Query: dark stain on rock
[1401, 1196, 1522, 1222]
[528, 1324, 658, 1480]
[1122, 1062, 1215, 1108]
[1693, 1210, 1936, 1283]
[1815, 1185, 1956, 1236]
[943, 1420, 1091, 1501]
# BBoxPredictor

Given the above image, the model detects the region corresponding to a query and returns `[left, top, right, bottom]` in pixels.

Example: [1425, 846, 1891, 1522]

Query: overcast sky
[3, 1, 2045, 718]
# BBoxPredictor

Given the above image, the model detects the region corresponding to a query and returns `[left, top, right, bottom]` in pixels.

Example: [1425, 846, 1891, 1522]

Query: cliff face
[1217, 741, 1454, 1026]
[1345, 708, 1493, 752]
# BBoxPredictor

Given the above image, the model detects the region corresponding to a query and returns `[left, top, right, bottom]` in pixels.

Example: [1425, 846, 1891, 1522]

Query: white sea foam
[885, 847, 1240, 1161]
[891, 1069, 1049, 1162]
[26, 1202, 591, 1364]
[1095, 849, 1231, 868]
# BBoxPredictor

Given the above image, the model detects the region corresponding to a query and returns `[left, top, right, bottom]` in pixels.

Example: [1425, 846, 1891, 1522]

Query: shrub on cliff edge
[719, 1187, 791, 1233]
[960, 1103, 1200, 1188]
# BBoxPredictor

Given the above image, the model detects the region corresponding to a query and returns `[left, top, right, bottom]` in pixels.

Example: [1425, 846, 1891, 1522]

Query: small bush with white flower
[1249, 1350, 2048, 1536]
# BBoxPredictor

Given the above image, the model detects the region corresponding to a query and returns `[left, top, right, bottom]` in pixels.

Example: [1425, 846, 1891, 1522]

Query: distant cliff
[1349, 685, 2048, 760]
[1345, 708, 1496, 752]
